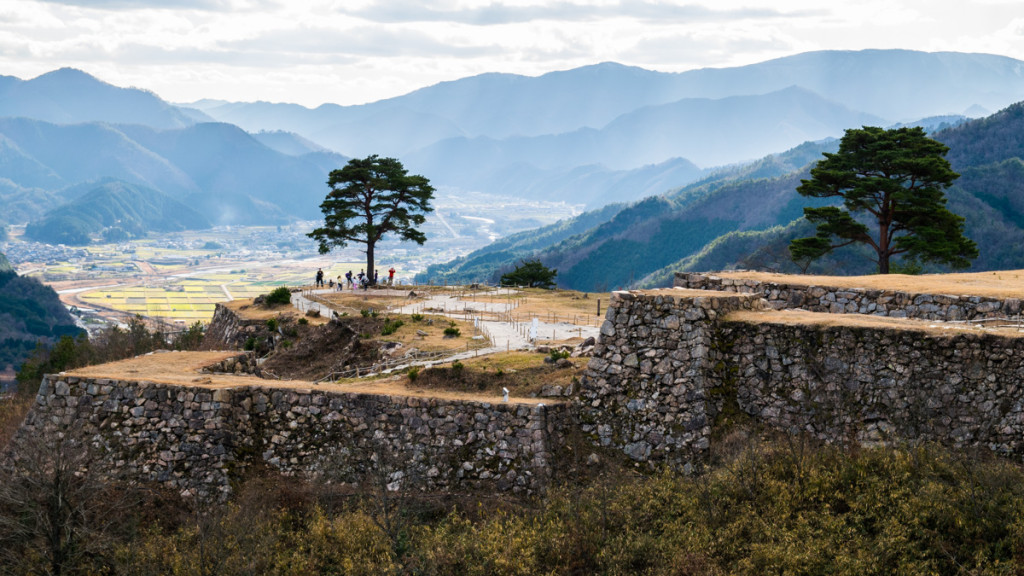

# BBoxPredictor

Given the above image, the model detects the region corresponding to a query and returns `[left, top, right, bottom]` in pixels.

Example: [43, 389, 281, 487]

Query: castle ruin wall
[674, 272, 1022, 321]
[18, 374, 565, 500]
[580, 289, 1024, 468]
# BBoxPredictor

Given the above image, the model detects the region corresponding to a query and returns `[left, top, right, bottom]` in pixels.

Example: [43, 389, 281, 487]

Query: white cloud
[0, 0, 1021, 106]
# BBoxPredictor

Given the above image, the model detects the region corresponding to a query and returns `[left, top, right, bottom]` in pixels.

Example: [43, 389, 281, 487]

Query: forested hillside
[423, 102, 1024, 290]
[0, 266, 80, 374]
[24, 180, 211, 245]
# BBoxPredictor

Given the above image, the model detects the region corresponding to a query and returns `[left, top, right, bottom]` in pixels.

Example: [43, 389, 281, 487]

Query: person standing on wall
[388, 266, 396, 286]
[315, 268, 324, 288]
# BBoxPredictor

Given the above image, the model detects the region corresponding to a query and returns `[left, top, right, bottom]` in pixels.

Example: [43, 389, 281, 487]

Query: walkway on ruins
[290, 287, 600, 375]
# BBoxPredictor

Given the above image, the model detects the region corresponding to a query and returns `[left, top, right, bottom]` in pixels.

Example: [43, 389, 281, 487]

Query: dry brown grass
[507, 288, 608, 316]
[313, 291, 412, 316]
[65, 351, 559, 405]
[226, 299, 330, 325]
[0, 393, 36, 449]
[376, 314, 487, 353]
[727, 309, 1024, 337]
[403, 350, 582, 397]
[714, 270, 1024, 299]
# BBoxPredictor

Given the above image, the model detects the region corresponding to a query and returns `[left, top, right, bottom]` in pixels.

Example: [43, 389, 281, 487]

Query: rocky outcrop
[201, 303, 274, 350]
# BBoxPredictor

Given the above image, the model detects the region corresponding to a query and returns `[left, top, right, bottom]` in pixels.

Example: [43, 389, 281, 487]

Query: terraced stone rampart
[674, 272, 1022, 320]
[16, 373, 565, 500]
[580, 288, 1024, 468]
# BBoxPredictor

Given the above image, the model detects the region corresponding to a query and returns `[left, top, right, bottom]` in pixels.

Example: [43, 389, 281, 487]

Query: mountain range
[2, 49, 1024, 244]
[419, 102, 1024, 290]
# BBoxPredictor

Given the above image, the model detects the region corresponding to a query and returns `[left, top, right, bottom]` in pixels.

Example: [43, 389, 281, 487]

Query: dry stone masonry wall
[721, 320, 1024, 453]
[577, 291, 767, 466]
[18, 373, 565, 500]
[580, 288, 1024, 468]
[675, 272, 1022, 321]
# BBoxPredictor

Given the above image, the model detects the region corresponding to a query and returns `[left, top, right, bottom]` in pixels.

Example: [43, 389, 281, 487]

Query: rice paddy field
[74, 262, 365, 325]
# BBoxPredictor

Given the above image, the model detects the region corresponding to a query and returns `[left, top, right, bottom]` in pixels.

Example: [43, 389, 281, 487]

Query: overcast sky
[2, 0, 1022, 107]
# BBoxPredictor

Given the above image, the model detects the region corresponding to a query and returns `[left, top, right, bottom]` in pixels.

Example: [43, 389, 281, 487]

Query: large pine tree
[790, 126, 977, 274]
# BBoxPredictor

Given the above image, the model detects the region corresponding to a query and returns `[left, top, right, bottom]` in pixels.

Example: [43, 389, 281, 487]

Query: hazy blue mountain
[197, 50, 1024, 151]
[408, 86, 880, 175]
[0, 179, 60, 226]
[24, 179, 211, 245]
[117, 122, 345, 222]
[250, 130, 327, 156]
[0, 68, 208, 129]
[190, 50, 1019, 209]
[0, 117, 349, 228]
[0, 117, 197, 196]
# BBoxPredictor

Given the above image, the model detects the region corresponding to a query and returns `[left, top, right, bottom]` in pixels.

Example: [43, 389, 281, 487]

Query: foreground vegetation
[1, 418, 1022, 575]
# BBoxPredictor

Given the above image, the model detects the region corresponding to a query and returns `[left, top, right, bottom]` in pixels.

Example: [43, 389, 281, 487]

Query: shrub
[443, 326, 461, 338]
[266, 318, 278, 332]
[298, 317, 309, 325]
[407, 366, 420, 382]
[243, 337, 256, 351]
[549, 348, 570, 361]
[451, 361, 464, 377]
[281, 340, 292, 349]
[265, 286, 292, 306]
[410, 314, 424, 322]
[381, 319, 404, 336]
[360, 309, 371, 318]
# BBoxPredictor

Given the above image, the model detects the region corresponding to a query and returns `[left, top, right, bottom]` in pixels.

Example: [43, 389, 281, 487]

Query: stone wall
[580, 289, 1024, 468]
[201, 303, 273, 350]
[18, 374, 566, 499]
[674, 272, 1022, 321]
[577, 290, 767, 466]
[721, 319, 1024, 454]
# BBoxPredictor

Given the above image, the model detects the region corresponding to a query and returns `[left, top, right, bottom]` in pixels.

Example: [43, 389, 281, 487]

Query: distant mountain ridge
[0, 116, 349, 227]
[186, 49, 1024, 211]
[419, 101, 1024, 290]
[3, 49, 1024, 235]
[0, 67, 209, 128]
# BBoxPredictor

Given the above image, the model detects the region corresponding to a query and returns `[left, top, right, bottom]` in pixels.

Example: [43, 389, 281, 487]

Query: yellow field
[76, 261, 366, 325]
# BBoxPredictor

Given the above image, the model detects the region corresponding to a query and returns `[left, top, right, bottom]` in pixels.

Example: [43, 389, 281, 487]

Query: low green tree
[500, 259, 557, 289]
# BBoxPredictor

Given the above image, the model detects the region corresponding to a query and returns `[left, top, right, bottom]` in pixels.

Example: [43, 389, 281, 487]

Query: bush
[411, 313, 424, 322]
[443, 326, 461, 338]
[549, 348, 570, 361]
[265, 286, 292, 306]
[266, 318, 278, 332]
[500, 259, 557, 289]
[298, 317, 309, 326]
[243, 337, 256, 351]
[360, 309, 371, 318]
[173, 321, 204, 351]
[407, 366, 420, 382]
[381, 319, 404, 336]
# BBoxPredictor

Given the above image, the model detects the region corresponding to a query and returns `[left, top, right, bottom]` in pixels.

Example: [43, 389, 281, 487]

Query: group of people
[314, 266, 397, 291]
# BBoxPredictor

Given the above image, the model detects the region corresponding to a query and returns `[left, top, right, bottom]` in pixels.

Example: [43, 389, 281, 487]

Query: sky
[1, 0, 1023, 107]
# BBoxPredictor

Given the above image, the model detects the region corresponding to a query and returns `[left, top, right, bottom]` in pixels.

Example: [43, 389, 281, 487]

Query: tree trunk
[366, 241, 375, 285]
